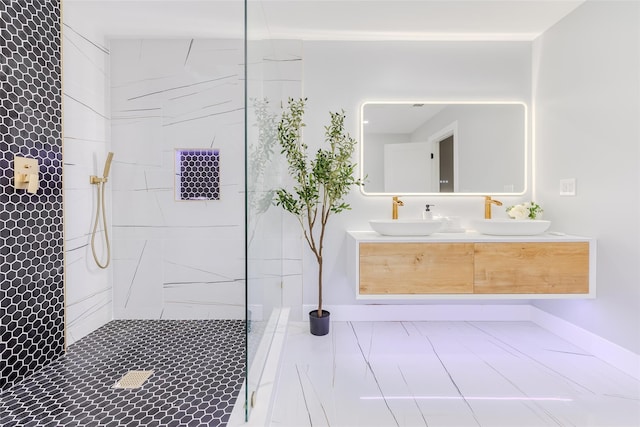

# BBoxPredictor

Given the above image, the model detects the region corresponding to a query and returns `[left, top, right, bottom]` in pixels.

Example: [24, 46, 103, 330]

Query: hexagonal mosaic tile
[0, 320, 246, 426]
[176, 149, 221, 201]
[1, 0, 65, 391]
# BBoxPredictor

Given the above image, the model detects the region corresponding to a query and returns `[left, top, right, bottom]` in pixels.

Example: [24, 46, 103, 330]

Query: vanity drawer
[474, 242, 590, 294]
[359, 242, 474, 294]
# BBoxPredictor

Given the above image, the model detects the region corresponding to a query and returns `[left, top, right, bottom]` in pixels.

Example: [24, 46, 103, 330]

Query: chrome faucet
[392, 196, 404, 219]
[484, 196, 503, 219]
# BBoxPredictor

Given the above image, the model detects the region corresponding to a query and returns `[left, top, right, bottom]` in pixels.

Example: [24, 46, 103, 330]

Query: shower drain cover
[113, 370, 154, 389]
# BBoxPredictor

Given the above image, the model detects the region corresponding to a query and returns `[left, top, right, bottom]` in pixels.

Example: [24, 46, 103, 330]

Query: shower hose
[90, 180, 111, 269]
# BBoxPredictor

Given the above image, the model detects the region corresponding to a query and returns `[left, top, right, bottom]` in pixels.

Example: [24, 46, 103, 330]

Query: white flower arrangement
[506, 201, 543, 220]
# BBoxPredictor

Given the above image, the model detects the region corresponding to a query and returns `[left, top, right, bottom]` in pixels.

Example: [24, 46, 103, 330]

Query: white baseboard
[530, 306, 640, 380]
[302, 304, 532, 321]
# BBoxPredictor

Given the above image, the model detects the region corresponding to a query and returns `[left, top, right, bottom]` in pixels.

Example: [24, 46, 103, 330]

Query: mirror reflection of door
[428, 121, 458, 193]
[439, 135, 454, 192]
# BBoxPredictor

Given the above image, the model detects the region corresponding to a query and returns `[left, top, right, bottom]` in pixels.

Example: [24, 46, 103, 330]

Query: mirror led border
[359, 100, 528, 197]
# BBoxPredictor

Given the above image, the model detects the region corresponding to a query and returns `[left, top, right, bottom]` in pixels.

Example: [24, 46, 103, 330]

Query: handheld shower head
[103, 152, 114, 179]
[91, 152, 114, 269]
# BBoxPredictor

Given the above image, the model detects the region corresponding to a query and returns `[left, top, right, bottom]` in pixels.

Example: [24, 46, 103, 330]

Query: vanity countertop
[347, 230, 592, 243]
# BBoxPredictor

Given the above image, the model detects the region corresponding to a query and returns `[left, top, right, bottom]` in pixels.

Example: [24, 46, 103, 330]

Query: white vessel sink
[369, 219, 443, 236]
[471, 219, 551, 236]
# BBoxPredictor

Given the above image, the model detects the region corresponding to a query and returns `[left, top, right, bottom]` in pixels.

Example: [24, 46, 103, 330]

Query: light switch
[559, 178, 576, 196]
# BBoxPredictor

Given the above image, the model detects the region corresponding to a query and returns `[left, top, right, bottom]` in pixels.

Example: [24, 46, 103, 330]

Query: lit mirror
[360, 102, 527, 195]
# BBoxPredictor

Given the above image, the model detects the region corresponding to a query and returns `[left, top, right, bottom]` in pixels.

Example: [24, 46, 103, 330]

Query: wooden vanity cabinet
[359, 242, 474, 294]
[353, 236, 592, 297]
[473, 242, 590, 294]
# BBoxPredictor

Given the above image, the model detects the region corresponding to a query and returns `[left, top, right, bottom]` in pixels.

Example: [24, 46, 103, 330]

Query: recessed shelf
[175, 149, 220, 201]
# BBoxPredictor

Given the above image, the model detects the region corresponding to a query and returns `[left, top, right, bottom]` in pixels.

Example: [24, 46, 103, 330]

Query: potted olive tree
[275, 98, 361, 336]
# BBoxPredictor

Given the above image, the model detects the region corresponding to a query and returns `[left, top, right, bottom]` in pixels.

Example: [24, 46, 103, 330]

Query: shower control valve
[14, 156, 39, 194]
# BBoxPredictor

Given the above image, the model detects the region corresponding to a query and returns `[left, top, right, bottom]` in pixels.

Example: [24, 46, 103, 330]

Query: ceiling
[363, 103, 447, 135]
[63, 0, 585, 40]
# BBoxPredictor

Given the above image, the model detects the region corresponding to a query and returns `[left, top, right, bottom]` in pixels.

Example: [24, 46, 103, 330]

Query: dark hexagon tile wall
[0, 1, 64, 391]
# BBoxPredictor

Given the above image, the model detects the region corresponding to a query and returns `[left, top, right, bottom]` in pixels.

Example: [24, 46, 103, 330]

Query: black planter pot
[308, 310, 330, 336]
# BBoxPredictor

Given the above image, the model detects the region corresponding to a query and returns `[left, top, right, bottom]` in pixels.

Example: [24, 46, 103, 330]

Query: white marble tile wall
[109, 39, 245, 320]
[272, 321, 640, 427]
[246, 39, 304, 322]
[61, 22, 112, 345]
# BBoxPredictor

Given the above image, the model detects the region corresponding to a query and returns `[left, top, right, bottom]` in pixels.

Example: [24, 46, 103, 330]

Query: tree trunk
[317, 256, 323, 317]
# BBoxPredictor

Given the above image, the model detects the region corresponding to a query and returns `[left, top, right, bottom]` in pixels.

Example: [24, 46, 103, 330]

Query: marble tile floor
[270, 321, 640, 427]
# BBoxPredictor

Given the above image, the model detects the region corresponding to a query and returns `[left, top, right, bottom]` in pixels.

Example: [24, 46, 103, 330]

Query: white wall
[109, 39, 245, 320]
[62, 17, 112, 345]
[294, 41, 533, 315]
[533, 2, 640, 354]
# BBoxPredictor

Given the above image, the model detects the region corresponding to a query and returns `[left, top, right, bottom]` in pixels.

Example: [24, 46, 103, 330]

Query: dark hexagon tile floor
[0, 320, 246, 426]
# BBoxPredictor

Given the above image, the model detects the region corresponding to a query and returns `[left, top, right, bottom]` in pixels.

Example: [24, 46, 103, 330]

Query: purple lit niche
[175, 149, 220, 200]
